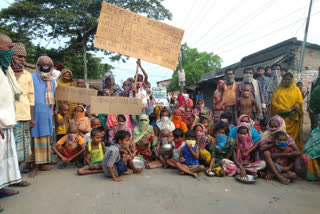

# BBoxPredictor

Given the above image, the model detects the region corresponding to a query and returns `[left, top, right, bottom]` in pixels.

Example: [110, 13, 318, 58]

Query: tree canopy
[168, 44, 222, 91]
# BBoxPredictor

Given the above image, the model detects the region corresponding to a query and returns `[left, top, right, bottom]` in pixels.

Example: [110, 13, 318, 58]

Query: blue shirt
[256, 76, 269, 102]
[196, 94, 204, 100]
[183, 145, 199, 166]
[31, 73, 55, 137]
[228, 127, 261, 143]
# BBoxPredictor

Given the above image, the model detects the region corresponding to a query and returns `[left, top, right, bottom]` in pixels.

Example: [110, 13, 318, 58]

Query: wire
[182, 0, 199, 29]
[217, 11, 320, 55]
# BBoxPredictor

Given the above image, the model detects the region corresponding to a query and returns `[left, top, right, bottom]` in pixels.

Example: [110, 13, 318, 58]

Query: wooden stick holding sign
[134, 59, 140, 93]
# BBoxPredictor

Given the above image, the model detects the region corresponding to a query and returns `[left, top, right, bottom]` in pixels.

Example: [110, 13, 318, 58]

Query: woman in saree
[102, 72, 121, 96]
[132, 114, 157, 151]
[271, 72, 303, 151]
[309, 84, 320, 130]
[229, 114, 261, 143]
[194, 99, 212, 119]
[303, 114, 320, 181]
[56, 69, 77, 117]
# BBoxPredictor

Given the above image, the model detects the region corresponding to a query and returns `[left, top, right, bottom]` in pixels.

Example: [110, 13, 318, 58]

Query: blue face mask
[276, 141, 288, 148]
[216, 134, 227, 149]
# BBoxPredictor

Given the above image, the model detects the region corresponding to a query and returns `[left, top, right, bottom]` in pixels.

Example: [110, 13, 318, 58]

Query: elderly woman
[271, 72, 303, 151]
[56, 69, 77, 117]
[28, 56, 56, 177]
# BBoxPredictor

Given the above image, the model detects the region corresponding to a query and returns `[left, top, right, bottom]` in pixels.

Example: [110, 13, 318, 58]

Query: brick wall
[294, 47, 320, 70]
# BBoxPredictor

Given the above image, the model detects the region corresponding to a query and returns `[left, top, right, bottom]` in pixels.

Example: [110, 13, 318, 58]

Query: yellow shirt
[56, 113, 70, 135]
[15, 70, 35, 121]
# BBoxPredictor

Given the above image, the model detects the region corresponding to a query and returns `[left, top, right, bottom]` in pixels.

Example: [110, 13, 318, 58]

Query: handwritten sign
[90, 96, 142, 115]
[94, 1, 184, 70]
[55, 86, 98, 105]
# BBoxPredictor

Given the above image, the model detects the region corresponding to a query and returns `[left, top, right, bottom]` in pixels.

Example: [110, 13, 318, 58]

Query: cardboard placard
[55, 86, 98, 105]
[94, 1, 184, 70]
[90, 96, 142, 115]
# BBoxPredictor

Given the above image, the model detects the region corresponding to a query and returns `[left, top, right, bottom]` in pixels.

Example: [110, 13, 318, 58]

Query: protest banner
[90, 96, 142, 115]
[55, 86, 98, 105]
[94, 1, 184, 70]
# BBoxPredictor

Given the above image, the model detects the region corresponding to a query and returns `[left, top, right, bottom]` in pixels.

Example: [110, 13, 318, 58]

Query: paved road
[2, 165, 320, 214]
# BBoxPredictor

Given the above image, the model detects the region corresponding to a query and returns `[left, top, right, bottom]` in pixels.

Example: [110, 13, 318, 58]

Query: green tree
[168, 44, 222, 91]
[0, 0, 172, 81]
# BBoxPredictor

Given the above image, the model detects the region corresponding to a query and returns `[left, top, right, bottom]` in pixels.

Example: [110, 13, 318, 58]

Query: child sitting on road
[233, 123, 266, 178]
[53, 123, 86, 169]
[156, 128, 172, 166]
[55, 103, 70, 141]
[155, 108, 175, 137]
[102, 130, 143, 182]
[205, 122, 236, 177]
[263, 131, 297, 184]
[71, 105, 91, 137]
[78, 128, 107, 175]
[235, 84, 260, 123]
[165, 128, 186, 168]
[176, 130, 205, 178]
[136, 135, 153, 162]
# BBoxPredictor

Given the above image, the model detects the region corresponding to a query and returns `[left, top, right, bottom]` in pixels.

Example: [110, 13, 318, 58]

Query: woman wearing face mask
[229, 114, 261, 143]
[155, 109, 175, 137]
[193, 124, 212, 166]
[271, 72, 304, 152]
[182, 107, 196, 129]
[28, 56, 56, 177]
[102, 72, 121, 96]
[194, 100, 212, 119]
[213, 91, 226, 124]
[109, 115, 132, 144]
[172, 110, 188, 133]
[71, 105, 91, 137]
[56, 69, 77, 117]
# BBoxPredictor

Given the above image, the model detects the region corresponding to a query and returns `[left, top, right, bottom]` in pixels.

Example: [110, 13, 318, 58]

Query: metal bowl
[160, 144, 173, 154]
[133, 157, 146, 168]
[206, 171, 215, 177]
[235, 174, 256, 184]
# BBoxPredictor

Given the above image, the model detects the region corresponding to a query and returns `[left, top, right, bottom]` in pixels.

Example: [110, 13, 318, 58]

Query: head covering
[238, 114, 255, 130]
[304, 114, 320, 159]
[12, 43, 26, 56]
[235, 122, 254, 164]
[184, 98, 193, 108]
[182, 108, 195, 128]
[73, 105, 86, 120]
[133, 114, 155, 144]
[260, 115, 294, 144]
[57, 69, 74, 85]
[36, 56, 55, 105]
[102, 72, 121, 96]
[156, 116, 175, 132]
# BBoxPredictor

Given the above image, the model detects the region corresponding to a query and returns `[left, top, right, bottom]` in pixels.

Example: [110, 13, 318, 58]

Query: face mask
[123, 86, 131, 93]
[265, 72, 271, 77]
[67, 133, 78, 145]
[214, 97, 221, 103]
[139, 120, 149, 128]
[186, 140, 196, 147]
[39, 65, 52, 73]
[243, 73, 253, 83]
[276, 141, 288, 148]
[243, 91, 250, 97]
[74, 111, 85, 119]
[238, 133, 248, 142]
[0, 49, 14, 71]
[160, 116, 169, 122]
[225, 75, 235, 84]
[11, 56, 24, 73]
[118, 121, 126, 129]
[216, 134, 227, 149]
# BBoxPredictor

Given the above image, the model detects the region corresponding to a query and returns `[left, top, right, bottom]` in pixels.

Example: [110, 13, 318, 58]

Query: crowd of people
[1, 32, 320, 212]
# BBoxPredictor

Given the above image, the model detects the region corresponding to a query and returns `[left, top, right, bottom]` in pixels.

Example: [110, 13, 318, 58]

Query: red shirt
[177, 95, 185, 107]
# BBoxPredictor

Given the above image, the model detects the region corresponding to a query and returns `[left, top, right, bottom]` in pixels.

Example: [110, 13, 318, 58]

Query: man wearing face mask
[0, 33, 23, 211]
[27, 56, 56, 178]
[265, 64, 282, 108]
[221, 69, 238, 124]
[11, 43, 34, 185]
[236, 67, 266, 120]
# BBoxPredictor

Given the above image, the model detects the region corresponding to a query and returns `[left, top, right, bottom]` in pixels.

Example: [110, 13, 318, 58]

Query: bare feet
[38, 165, 53, 171]
[28, 168, 37, 178]
[192, 173, 198, 178]
[278, 176, 290, 185]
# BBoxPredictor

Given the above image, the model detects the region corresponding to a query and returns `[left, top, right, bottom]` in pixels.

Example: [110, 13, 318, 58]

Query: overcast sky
[1, 0, 320, 86]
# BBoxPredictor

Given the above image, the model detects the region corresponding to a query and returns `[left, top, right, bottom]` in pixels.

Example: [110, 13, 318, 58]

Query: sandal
[9, 180, 31, 187]
[0, 189, 20, 198]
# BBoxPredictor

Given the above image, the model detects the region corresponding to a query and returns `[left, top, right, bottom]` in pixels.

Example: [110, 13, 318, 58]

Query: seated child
[175, 130, 205, 178]
[84, 117, 102, 144]
[137, 135, 153, 162]
[233, 123, 266, 178]
[220, 112, 235, 131]
[102, 130, 143, 182]
[55, 103, 70, 141]
[78, 128, 107, 175]
[172, 110, 188, 132]
[156, 128, 172, 165]
[155, 108, 175, 137]
[235, 84, 260, 122]
[165, 128, 186, 168]
[263, 131, 298, 184]
[193, 123, 211, 166]
[206, 122, 236, 177]
[149, 113, 157, 131]
[199, 117, 213, 138]
[53, 123, 86, 168]
[71, 105, 91, 136]
[213, 91, 227, 124]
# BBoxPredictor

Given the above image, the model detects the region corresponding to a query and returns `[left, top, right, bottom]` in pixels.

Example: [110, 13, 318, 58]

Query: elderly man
[235, 67, 266, 121]
[11, 43, 35, 180]
[0, 33, 22, 212]
[27, 56, 56, 178]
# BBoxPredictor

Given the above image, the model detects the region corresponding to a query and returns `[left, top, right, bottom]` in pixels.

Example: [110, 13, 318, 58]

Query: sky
[1, 0, 320, 86]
